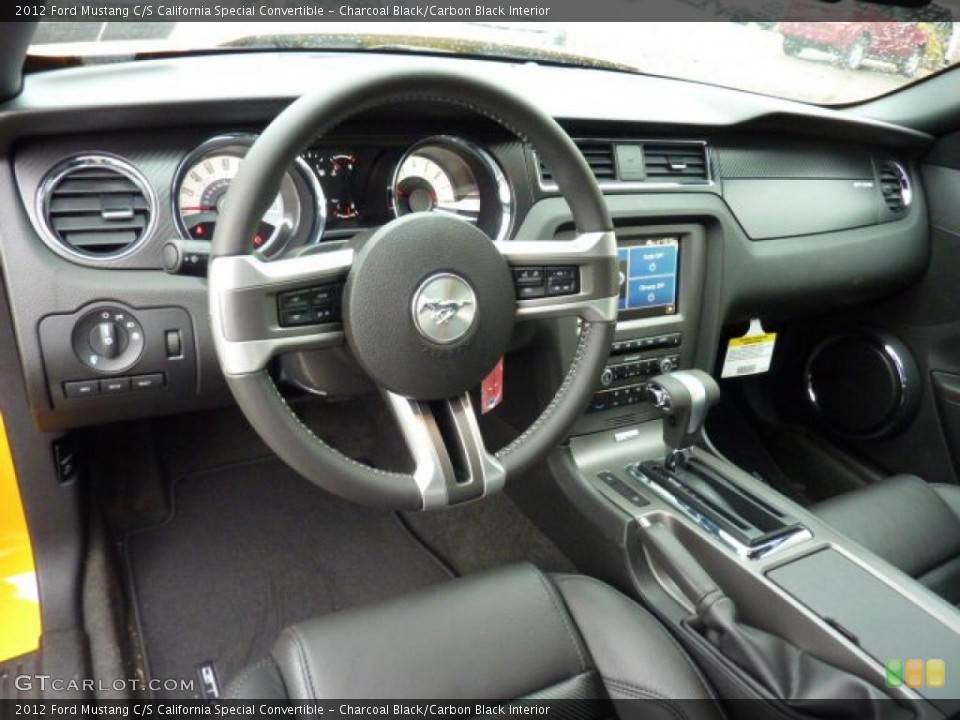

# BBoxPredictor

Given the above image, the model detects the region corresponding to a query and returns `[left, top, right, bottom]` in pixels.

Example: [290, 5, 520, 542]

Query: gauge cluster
[172, 134, 514, 257]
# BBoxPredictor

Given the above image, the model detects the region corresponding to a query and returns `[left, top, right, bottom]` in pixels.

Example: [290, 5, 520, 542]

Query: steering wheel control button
[412, 274, 478, 346]
[131, 373, 165, 391]
[73, 306, 145, 373]
[546, 266, 580, 296]
[277, 283, 343, 328]
[278, 290, 311, 310]
[513, 267, 545, 286]
[513, 265, 580, 299]
[280, 309, 314, 327]
[63, 380, 100, 398]
[344, 213, 515, 400]
[100, 377, 131, 394]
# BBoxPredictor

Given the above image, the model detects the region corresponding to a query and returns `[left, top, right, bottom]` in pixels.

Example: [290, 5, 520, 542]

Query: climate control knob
[600, 368, 614, 387]
[658, 356, 676, 374]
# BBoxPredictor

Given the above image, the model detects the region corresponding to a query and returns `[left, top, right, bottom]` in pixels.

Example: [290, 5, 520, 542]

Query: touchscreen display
[617, 237, 679, 319]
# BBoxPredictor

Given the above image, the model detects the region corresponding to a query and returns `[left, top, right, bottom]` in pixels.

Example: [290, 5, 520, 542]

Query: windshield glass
[28, 17, 960, 105]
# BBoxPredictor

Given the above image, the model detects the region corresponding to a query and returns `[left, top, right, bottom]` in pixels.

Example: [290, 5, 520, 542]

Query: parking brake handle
[638, 522, 912, 719]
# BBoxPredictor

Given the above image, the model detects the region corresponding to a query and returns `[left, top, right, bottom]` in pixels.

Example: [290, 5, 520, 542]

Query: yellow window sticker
[721, 319, 777, 379]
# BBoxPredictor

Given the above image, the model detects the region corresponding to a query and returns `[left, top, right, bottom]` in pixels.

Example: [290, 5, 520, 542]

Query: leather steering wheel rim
[209, 68, 617, 510]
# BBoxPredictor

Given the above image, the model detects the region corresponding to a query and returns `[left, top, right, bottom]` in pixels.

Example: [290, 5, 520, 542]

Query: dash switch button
[132, 373, 165, 391]
[165, 329, 183, 358]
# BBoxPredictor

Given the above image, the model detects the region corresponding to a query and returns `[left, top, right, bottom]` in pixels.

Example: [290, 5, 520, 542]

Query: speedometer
[174, 135, 325, 258]
[391, 137, 512, 241]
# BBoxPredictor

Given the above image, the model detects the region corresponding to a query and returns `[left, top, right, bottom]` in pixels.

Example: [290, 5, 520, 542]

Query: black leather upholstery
[814, 475, 960, 606]
[226, 564, 723, 718]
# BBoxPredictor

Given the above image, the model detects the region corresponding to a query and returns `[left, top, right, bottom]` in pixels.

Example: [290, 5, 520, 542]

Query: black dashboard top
[0, 51, 933, 149]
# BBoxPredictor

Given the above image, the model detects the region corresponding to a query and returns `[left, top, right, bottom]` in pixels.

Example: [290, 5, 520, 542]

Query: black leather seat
[226, 564, 722, 716]
[814, 475, 960, 606]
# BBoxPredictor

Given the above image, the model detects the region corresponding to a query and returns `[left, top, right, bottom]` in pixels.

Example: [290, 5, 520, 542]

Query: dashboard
[0, 51, 934, 432]
[21, 127, 519, 270]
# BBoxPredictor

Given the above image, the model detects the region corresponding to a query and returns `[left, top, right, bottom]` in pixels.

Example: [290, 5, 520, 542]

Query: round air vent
[879, 161, 912, 214]
[37, 155, 155, 259]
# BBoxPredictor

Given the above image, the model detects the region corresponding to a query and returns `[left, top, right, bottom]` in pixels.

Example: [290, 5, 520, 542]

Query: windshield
[28, 17, 960, 105]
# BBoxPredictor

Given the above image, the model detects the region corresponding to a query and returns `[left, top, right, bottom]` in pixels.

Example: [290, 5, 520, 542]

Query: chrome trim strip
[627, 463, 813, 561]
[35, 153, 158, 262]
[886, 160, 913, 210]
[534, 138, 714, 193]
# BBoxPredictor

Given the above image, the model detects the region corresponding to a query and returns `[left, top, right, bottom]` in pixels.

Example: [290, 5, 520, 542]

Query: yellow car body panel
[0, 413, 41, 662]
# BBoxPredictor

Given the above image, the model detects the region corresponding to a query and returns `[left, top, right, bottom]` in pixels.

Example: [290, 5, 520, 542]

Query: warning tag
[721, 319, 777, 379]
[481, 357, 504, 414]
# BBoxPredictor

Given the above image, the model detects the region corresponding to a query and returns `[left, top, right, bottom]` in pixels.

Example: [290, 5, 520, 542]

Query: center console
[558, 369, 960, 717]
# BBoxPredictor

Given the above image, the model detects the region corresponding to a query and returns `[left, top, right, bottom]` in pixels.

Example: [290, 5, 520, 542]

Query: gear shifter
[645, 369, 720, 468]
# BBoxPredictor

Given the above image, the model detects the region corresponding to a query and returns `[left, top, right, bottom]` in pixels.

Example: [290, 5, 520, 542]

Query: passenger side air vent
[642, 143, 709, 183]
[538, 139, 709, 186]
[540, 141, 615, 184]
[38, 155, 155, 258]
[879, 161, 911, 214]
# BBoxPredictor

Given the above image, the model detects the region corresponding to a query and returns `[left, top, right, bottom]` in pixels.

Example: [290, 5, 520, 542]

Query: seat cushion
[813, 475, 960, 605]
[226, 564, 722, 718]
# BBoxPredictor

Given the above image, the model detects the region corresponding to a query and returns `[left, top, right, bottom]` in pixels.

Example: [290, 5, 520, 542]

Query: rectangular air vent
[642, 143, 709, 183]
[540, 141, 615, 184]
[539, 139, 709, 186]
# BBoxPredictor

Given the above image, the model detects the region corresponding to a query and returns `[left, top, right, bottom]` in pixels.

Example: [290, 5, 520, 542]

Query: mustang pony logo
[419, 299, 473, 325]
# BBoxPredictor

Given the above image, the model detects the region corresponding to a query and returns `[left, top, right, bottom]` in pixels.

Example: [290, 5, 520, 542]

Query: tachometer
[391, 137, 512, 241]
[174, 135, 325, 257]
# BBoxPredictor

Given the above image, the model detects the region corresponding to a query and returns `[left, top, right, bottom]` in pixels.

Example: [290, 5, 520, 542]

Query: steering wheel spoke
[384, 391, 505, 509]
[496, 231, 620, 322]
[209, 248, 353, 375]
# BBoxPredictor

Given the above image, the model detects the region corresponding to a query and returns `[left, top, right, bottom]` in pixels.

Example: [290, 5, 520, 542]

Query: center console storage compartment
[769, 549, 960, 713]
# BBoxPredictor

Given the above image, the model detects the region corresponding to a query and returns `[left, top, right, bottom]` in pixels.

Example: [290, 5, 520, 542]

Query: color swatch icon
[886, 660, 904, 688]
[928, 660, 946, 689]
[905, 659, 925, 688]
[886, 659, 945, 688]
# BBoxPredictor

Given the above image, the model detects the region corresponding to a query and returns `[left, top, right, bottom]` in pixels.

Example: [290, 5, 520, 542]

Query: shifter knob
[645, 370, 721, 454]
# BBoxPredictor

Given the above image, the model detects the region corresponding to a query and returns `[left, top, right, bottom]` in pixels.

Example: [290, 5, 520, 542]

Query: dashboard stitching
[496, 322, 595, 460]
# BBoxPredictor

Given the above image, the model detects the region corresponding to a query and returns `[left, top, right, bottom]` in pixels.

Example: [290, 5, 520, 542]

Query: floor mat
[124, 458, 451, 698]
[402, 492, 576, 576]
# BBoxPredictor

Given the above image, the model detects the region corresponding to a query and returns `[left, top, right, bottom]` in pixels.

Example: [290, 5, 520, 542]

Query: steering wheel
[209, 69, 618, 510]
